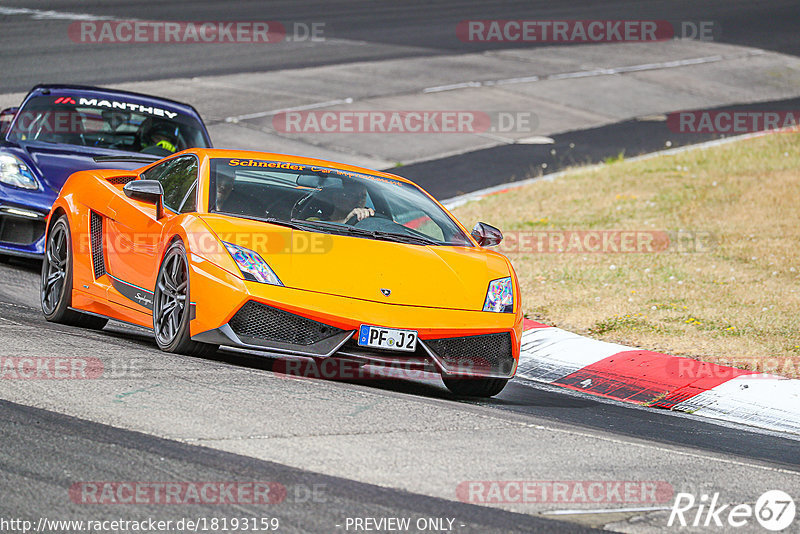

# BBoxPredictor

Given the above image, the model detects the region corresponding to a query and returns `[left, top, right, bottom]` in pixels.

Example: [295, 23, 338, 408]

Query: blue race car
[0, 84, 212, 258]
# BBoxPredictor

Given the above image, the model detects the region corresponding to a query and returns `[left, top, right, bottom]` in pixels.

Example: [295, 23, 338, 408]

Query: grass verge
[451, 132, 800, 378]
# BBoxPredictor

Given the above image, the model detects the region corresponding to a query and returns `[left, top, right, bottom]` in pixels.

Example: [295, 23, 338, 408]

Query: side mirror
[0, 107, 19, 137]
[124, 179, 165, 219]
[471, 222, 503, 247]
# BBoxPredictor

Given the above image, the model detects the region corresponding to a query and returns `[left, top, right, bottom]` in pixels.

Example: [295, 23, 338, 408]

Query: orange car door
[105, 155, 200, 313]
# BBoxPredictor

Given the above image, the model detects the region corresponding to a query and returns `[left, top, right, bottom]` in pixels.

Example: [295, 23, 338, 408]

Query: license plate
[358, 325, 418, 352]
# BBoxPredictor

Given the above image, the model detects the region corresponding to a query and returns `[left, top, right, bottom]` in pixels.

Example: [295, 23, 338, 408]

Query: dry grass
[451, 132, 800, 377]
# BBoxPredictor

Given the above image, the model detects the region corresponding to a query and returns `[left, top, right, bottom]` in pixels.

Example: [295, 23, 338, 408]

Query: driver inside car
[326, 182, 374, 224]
[214, 167, 267, 217]
[138, 118, 180, 156]
[215, 168, 237, 211]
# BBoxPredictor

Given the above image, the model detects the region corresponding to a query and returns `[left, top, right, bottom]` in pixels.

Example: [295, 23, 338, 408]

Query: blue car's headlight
[223, 241, 283, 286]
[0, 154, 39, 190]
[483, 277, 514, 313]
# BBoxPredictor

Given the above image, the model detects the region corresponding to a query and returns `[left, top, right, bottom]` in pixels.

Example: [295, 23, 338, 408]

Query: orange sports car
[40, 149, 522, 396]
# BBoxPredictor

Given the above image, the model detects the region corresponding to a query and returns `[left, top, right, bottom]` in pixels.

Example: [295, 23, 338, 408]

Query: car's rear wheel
[41, 215, 108, 329]
[153, 240, 218, 357]
[442, 376, 509, 398]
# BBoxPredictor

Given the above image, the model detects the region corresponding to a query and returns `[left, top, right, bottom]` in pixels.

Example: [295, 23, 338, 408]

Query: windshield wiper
[261, 217, 309, 230]
[370, 231, 439, 246]
[232, 216, 366, 235]
[289, 218, 375, 237]
[290, 219, 438, 245]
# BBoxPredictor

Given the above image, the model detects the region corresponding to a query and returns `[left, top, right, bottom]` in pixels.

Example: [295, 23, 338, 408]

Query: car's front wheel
[442, 376, 509, 398]
[153, 240, 218, 357]
[41, 215, 108, 329]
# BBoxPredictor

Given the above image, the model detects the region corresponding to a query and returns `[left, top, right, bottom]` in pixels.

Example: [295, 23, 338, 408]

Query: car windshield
[7, 95, 209, 156]
[209, 158, 473, 246]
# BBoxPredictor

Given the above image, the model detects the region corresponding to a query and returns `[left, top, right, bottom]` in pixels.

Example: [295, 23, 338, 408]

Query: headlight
[483, 277, 514, 313]
[0, 154, 39, 190]
[223, 241, 283, 286]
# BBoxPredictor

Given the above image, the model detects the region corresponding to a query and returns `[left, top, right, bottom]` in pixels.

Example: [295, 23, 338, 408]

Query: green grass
[452, 132, 800, 377]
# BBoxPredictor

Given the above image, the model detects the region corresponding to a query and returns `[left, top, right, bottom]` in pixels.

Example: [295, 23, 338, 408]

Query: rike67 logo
[669, 490, 796, 531]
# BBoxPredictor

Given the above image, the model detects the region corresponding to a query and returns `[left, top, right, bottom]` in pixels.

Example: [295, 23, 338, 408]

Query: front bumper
[0, 204, 47, 256]
[193, 301, 517, 378]
[0, 180, 56, 257]
[189, 257, 521, 379]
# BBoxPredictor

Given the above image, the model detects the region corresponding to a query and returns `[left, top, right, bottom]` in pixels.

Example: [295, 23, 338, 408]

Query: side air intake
[90, 211, 105, 278]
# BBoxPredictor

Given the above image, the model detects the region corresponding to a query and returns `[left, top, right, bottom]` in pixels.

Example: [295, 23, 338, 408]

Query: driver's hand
[346, 207, 374, 222]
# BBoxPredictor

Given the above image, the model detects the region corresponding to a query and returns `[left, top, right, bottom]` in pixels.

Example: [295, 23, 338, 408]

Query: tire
[153, 240, 218, 357]
[442, 376, 509, 398]
[40, 215, 108, 329]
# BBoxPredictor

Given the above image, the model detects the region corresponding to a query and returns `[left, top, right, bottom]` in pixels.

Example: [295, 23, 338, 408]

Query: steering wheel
[292, 192, 334, 221]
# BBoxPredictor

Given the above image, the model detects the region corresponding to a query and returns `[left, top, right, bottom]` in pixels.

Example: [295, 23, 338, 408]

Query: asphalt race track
[0, 399, 586, 534]
[2, 0, 800, 91]
[1, 256, 799, 532]
[1, 2, 799, 533]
